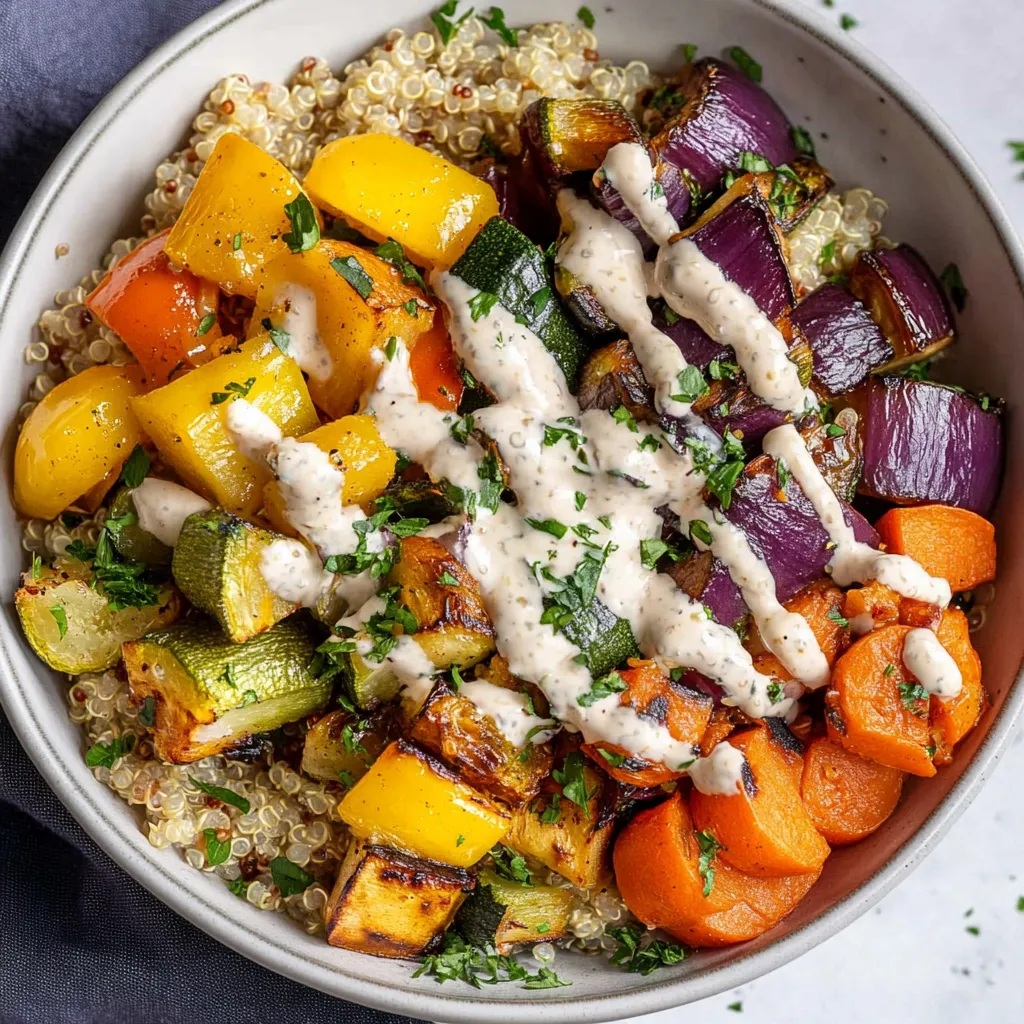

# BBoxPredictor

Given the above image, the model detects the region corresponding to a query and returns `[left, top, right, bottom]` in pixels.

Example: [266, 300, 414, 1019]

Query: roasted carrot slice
[876, 505, 996, 593]
[85, 228, 221, 383]
[583, 659, 712, 786]
[614, 792, 821, 947]
[785, 579, 850, 667]
[409, 310, 464, 412]
[690, 724, 829, 878]
[825, 624, 935, 776]
[898, 597, 942, 629]
[929, 607, 985, 762]
[800, 735, 904, 845]
[842, 580, 901, 633]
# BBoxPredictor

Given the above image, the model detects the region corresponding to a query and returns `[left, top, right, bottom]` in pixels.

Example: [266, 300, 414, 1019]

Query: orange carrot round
[800, 735, 904, 845]
[929, 607, 985, 762]
[690, 724, 829, 877]
[614, 792, 821, 947]
[409, 310, 464, 411]
[842, 580, 901, 632]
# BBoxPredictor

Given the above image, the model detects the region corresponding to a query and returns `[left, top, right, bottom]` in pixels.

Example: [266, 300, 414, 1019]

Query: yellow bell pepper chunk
[249, 239, 432, 419]
[164, 133, 310, 299]
[339, 740, 510, 868]
[15, 364, 148, 520]
[131, 335, 319, 517]
[263, 415, 396, 535]
[303, 134, 499, 268]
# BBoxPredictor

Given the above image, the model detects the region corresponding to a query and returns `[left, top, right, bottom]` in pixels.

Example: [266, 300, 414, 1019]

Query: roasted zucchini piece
[339, 740, 510, 868]
[377, 478, 463, 524]
[107, 487, 172, 566]
[171, 508, 296, 643]
[300, 708, 393, 787]
[406, 679, 553, 807]
[123, 616, 329, 763]
[15, 563, 180, 674]
[386, 535, 495, 672]
[506, 756, 615, 888]
[455, 867, 573, 953]
[324, 840, 473, 958]
[560, 596, 642, 679]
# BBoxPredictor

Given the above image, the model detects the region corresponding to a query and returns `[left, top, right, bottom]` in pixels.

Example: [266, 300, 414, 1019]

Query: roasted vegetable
[15, 365, 148, 520]
[164, 133, 310, 299]
[85, 229, 223, 382]
[300, 708, 394, 786]
[653, 58, 797, 197]
[131, 334, 320, 517]
[123, 616, 328, 763]
[171, 509, 296, 642]
[748, 156, 834, 233]
[614, 792, 821, 947]
[376, 478, 463, 524]
[652, 300, 729, 371]
[554, 263, 620, 337]
[849, 244, 954, 369]
[387, 535, 496, 671]
[263, 415, 396, 536]
[338, 740, 510, 868]
[16, 562, 179, 674]
[249, 239, 433, 419]
[406, 678, 553, 806]
[693, 377, 788, 453]
[929, 608, 985, 763]
[859, 377, 1003, 516]
[409, 310, 465, 412]
[577, 339, 655, 420]
[790, 283, 893, 395]
[106, 486, 173, 566]
[455, 867, 573, 953]
[324, 839, 473, 958]
[560, 595, 642, 678]
[303, 133, 499, 267]
[449, 216, 590, 391]
[801, 408, 863, 502]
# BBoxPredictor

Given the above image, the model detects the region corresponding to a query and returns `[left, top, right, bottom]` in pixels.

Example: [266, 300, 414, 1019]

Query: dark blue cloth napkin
[0, 2, 423, 1021]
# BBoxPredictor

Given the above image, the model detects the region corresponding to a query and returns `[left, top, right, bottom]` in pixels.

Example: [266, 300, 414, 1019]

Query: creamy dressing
[849, 612, 876, 636]
[131, 477, 213, 547]
[259, 538, 331, 607]
[688, 741, 746, 796]
[381, 634, 438, 708]
[903, 627, 963, 699]
[600, 141, 680, 248]
[763, 424, 952, 606]
[271, 283, 333, 382]
[225, 398, 283, 461]
[458, 679, 554, 748]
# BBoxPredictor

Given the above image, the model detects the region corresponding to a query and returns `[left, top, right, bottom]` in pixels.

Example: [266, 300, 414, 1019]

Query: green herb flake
[766, 681, 784, 704]
[232, 232, 242, 251]
[884, 663, 896, 677]
[611, 404, 639, 433]
[467, 290, 500, 322]
[85, 736, 133, 769]
[430, 0, 475, 46]
[827, 608, 850, 628]
[671, 365, 709, 403]
[689, 519, 713, 547]
[578, 670, 627, 708]
[374, 237, 428, 292]
[608, 923, 687, 976]
[727, 46, 762, 83]
[30, 553, 43, 579]
[825, 422, 845, 438]
[792, 125, 816, 157]
[840, 12, 858, 29]
[639, 537, 676, 570]
[525, 517, 568, 540]
[898, 680, 930, 714]
[120, 444, 151, 488]
[552, 751, 597, 816]
[523, 967, 571, 990]
[210, 377, 256, 405]
[819, 239, 837, 268]
[576, 5, 595, 28]
[188, 776, 251, 814]
[228, 878, 250, 898]
[728, 1002, 743, 1013]
[384, 336, 399, 361]
[574, 491, 587, 511]
[708, 358, 739, 381]
[705, 458, 745, 510]
[638, 433, 662, 452]
[598, 748, 627, 768]
[481, 6, 519, 47]
[331, 254, 374, 299]
[270, 855, 314, 897]
[195, 312, 217, 337]
[49, 604, 68, 639]
[204, 827, 231, 866]
[139, 696, 156, 727]
[940, 263, 968, 313]
[491, 844, 533, 886]
[965, 925, 980, 936]
[258, 316, 291, 354]
[282, 194, 320, 253]
[438, 570, 461, 587]
[681, 42, 698, 64]
[696, 830, 725, 896]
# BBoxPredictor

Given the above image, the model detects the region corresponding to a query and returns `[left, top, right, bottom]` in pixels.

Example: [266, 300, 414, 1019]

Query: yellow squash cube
[339, 740, 510, 868]
[14, 364, 148, 520]
[303, 134, 499, 268]
[164, 133, 309, 298]
[131, 334, 319, 516]
[249, 239, 432, 419]
[263, 414, 395, 534]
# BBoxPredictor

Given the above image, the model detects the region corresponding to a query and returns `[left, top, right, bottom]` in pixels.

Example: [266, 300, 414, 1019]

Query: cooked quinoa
[19, 15, 894, 951]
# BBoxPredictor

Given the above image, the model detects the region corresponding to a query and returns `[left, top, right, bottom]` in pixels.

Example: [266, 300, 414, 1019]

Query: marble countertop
[617, 1, 1024, 1019]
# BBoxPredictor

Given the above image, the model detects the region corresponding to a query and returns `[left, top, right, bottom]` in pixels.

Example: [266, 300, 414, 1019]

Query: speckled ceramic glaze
[1, 1, 1022, 1020]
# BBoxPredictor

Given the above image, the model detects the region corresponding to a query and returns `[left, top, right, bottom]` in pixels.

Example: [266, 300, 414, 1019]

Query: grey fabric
[0, 2, 423, 1021]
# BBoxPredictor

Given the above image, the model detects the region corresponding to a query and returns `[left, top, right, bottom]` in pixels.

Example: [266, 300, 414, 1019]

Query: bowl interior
[1, 0, 1022, 1021]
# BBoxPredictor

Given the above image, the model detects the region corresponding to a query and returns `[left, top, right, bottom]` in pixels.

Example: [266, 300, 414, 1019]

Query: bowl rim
[2, 0, 1023, 1020]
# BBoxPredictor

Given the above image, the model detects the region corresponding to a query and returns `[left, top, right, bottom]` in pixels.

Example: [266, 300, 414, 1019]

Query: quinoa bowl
[2, 0, 1023, 1020]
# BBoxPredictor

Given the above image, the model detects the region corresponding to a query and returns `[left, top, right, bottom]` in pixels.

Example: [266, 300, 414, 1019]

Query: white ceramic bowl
[2, 1, 1022, 1020]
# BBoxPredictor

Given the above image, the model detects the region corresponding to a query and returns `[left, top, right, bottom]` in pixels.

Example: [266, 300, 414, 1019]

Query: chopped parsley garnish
[819, 239, 837, 268]
[727, 46, 762, 83]
[705, 457, 745, 510]
[792, 125, 816, 158]
[525, 517, 568, 540]
[330, 254, 374, 298]
[597, 515, 612, 529]
[337, 769, 356, 789]
[210, 377, 256, 404]
[689, 519, 713, 546]
[481, 6, 518, 46]
[413, 931, 569, 989]
[528, 285, 552, 315]
[120, 444, 151, 488]
[204, 828, 231, 866]
[638, 433, 662, 452]
[898, 680, 929, 714]
[671, 365, 709, 403]
[476, 449, 505, 514]
[438, 570, 460, 586]
[490, 844, 533, 885]
[308, 634, 358, 687]
[543, 418, 586, 450]
[64, 528, 161, 612]
[341, 720, 367, 756]
[598, 748, 626, 768]
[139, 696, 156, 727]
[708, 358, 739, 380]
[240, 690, 259, 706]
[827, 608, 849, 628]
[776, 457, 791, 493]
[576, 4, 595, 28]
[965, 925, 980, 936]
[538, 795, 562, 824]
[940, 263, 968, 313]
[359, 586, 419, 664]
[228, 878, 250, 898]
[282, 194, 320, 253]
[258, 316, 290, 354]
[189, 776, 251, 813]
[85, 735, 134, 769]
[323, 497, 428, 577]
[373, 237, 428, 292]
[450, 412, 475, 445]
[467, 290, 500, 321]
[450, 665, 466, 691]
[404, 298, 418, 316]
[31, 553, 42, 579]
[767, 681, 784, 704]
[384, 336, 398, 361]
[49, 604, 68, 639]
[825, 422, 846, 438]
[232, 232, 243, 251]
[902, 358, 933, 381]
[611, 404, 639, 432]
[538, 543, 614, 634]
[639, 537, 677, 570]
[552, 751, 597, 817]
[577, 670, 627, 707]
[696, 829, 725, 896]
[839, 12, 858, 29]
[430, 0, 475, 45]
[608, 923, 687, 975]
[728, 1002, 743, 1013]
[681, 42, 698, 63]
[270, 856, 314, 896]
[884, 663, 896, 676]
[574, 491, 587, 511]
[195, 312, 217, 337]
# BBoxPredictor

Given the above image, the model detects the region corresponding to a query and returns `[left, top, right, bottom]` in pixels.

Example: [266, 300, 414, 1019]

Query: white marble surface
[616, 0, 1024, 1019]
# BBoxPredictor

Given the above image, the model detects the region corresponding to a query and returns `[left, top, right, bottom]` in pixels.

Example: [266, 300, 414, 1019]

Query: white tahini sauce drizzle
[380, 634, 438, 708]
[762, 424, 952, 606]
[903, 627, 963, 699]
[260, 538, 331, 607]
[131, 477, 213, 547]
[271, 283, 333, 382]
[849, 613, 876, 636]
[458, 679, 555, 748]
[688, 740, 746, 796]
[225, 398, 283, 461]
[600, 141, 680, 248]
